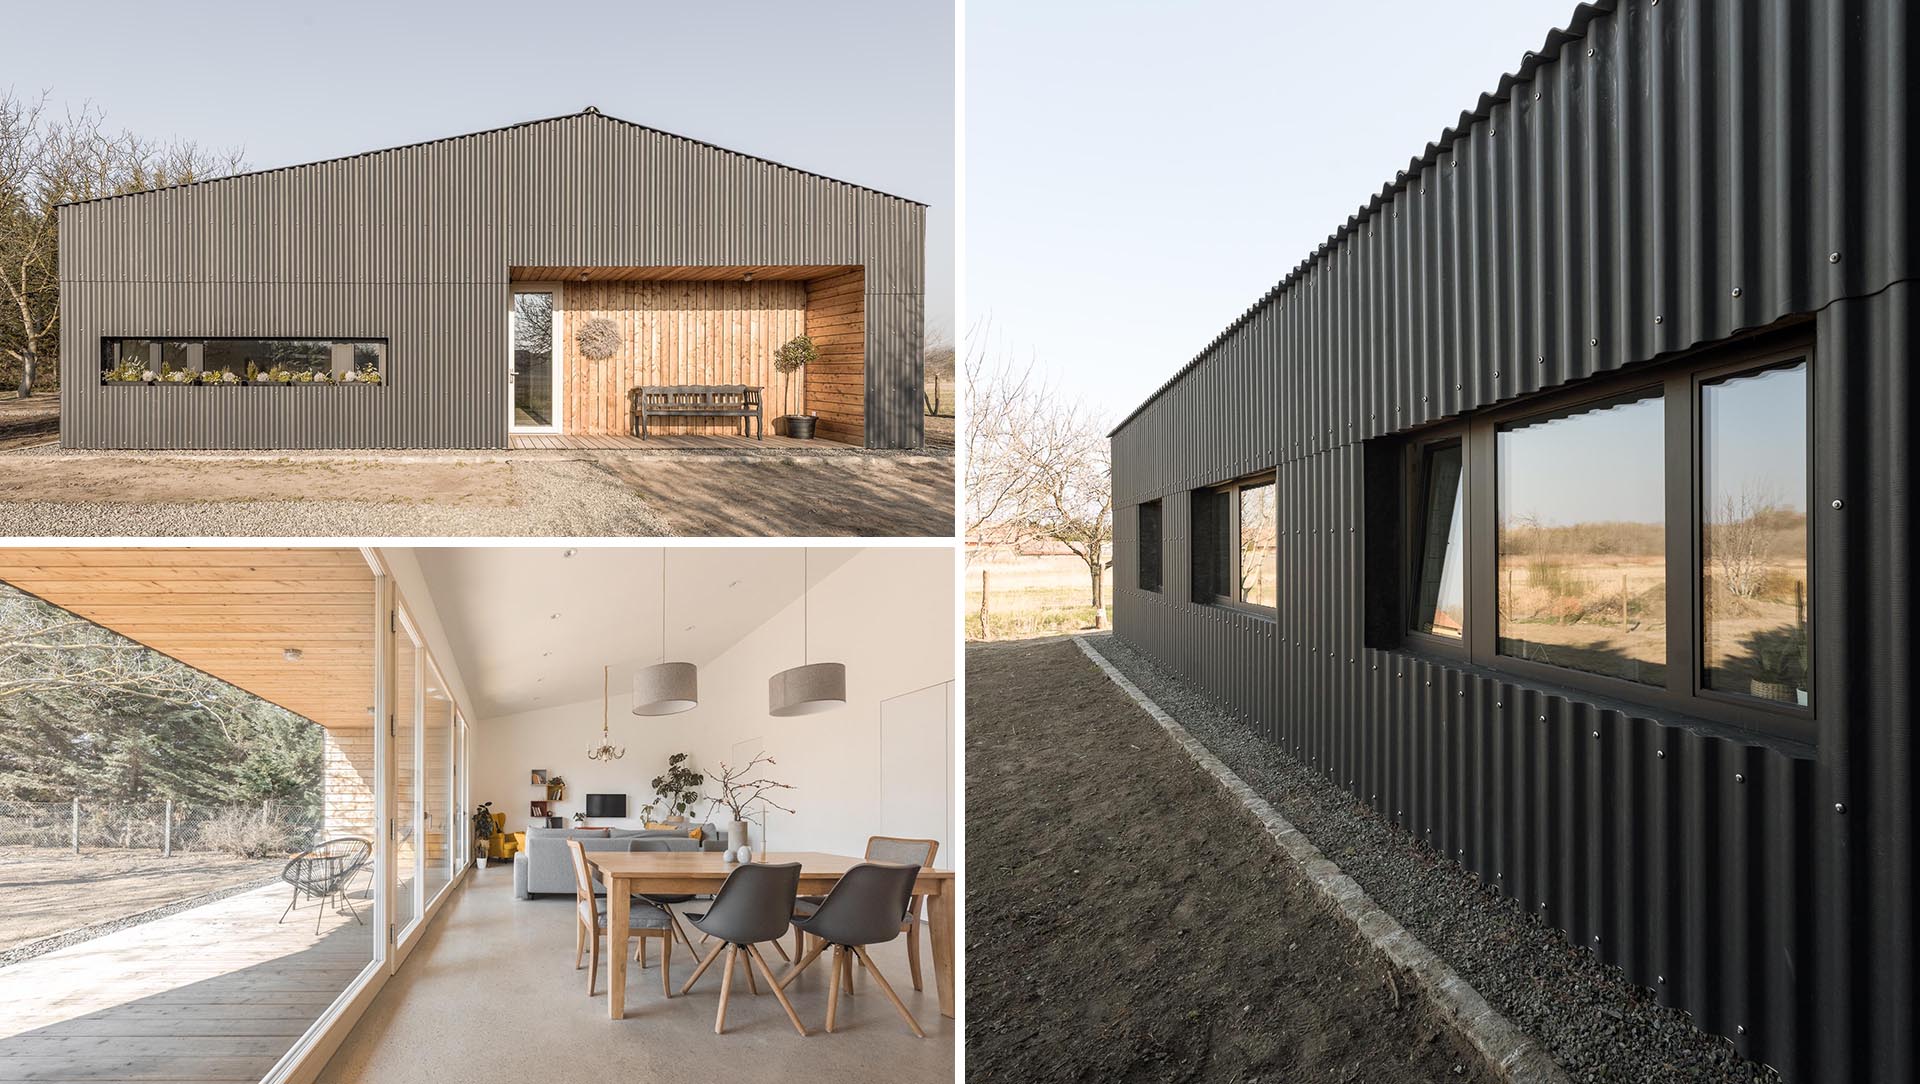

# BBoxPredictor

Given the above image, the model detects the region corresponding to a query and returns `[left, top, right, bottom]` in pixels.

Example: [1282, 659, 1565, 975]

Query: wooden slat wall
[803, 268, 866, 445]
[559, 280, 808, 436]
[0, 548, 375, 730]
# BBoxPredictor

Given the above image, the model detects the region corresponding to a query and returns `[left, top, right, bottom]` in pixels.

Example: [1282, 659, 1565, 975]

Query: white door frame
[508, 282, 565, 434]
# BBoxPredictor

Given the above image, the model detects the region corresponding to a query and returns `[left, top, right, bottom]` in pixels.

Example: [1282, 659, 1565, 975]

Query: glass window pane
[1192, 488, 1232, 600]
[1138, 500, 1162, 592]
[1702, 362, 1810, 705]
[1497, 391, 1666, 685]
[513, 292, 555, 426]
[422, 667, 453, 903]
[392, 631, 419, 935]
[1239, 481, 1277, 608]
[1413, 443, 1465, 638]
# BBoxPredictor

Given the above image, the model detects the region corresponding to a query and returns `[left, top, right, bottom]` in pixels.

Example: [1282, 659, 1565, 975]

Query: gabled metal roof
[55, 106, 928, 210]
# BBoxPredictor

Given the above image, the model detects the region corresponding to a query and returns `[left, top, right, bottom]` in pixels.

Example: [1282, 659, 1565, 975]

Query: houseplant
[470, 801, 495, 866]
[707, 752, 794, 857]
[772, 334, 819, 439]
[642, 752, 704, 824]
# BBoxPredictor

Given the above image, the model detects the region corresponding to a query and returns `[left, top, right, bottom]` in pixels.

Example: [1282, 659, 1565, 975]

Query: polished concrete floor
[315, 864, 954, 1082]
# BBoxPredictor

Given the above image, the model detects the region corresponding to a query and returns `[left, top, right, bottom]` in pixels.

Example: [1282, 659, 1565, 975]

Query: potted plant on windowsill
[773, 334, 819, 439]
[642, 752, 704, 825]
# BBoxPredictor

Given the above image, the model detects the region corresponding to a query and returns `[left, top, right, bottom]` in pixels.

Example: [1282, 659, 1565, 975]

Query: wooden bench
[630, 385, 763, 439]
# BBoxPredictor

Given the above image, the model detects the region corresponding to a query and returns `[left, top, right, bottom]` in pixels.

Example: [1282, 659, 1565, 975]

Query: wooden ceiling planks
[0, 548, 377, 730]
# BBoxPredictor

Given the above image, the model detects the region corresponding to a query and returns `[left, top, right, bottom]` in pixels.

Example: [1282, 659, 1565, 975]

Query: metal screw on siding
[1655, 314, 1664, 324]
[1587, 47, 1595, 57]
[1735, 773, 1746, 784]
[1736, 1025, 1746, 1036]
[1593, 730, 1601, 739]
[1731, 286, 1743, 298]
[1657, 749, 1667, 759]
[1497, 701, 1504, 708]
[1831, 498, 1844, 510]
[1658, 975, 1667, 985]
[1458, 689, 1465, 697]
[1835, 802, 1847, 814]
[1540, 716, 1547, 723]
[1589, 338, 1598, 347]
[1540, 901, 1548, 910]
[1594, 935, 1603, 944]
[1829, 251, 1842, 263]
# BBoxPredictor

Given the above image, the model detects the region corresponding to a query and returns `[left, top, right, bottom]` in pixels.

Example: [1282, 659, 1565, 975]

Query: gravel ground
[1090, 632, 1781, 1084]
[967, 638, 1495, 1084]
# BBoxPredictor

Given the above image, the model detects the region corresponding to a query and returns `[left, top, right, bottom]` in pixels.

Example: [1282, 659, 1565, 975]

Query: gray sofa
[513, 825, 728, 899]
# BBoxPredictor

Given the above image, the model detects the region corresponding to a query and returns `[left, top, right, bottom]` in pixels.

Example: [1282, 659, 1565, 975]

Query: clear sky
[1, 0, 954, 337]
[966, 0, 1579, 421]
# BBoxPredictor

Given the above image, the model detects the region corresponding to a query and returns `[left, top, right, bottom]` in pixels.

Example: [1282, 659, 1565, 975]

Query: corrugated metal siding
[56, 111, 925, 449]
[1110, 2, 1913, 1081]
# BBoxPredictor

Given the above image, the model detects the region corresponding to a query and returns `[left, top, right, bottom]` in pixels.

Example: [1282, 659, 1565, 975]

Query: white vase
[726, 819, 750, 855]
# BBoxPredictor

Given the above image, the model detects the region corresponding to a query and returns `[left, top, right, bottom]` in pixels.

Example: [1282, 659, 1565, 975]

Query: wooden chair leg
[587, 926, 601, 997]
[770, 936, 791, 963]
[854, 945, 926, 1038]
[744, 949, 761, 996]
[777, 938, 827, 990]
[637, 935, 648, 968]
[660, 933, 673, 998]
[748, 944, 808, 1037]
[793, 925, 805, 961]
[825, 946, 844, 1033]
[715, 946, 738, 1034]
[906, 918, 923, 991]
[679, 940, 727, 996]
[575, 915, 586, 969]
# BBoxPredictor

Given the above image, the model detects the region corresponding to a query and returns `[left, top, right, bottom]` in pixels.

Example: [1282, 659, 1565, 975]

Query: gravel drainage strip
[1076, 634, 1570, 1084]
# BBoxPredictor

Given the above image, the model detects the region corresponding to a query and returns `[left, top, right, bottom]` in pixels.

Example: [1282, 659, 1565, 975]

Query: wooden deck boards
[509, 431, 845, 451]
[0, 882, 374, 1083]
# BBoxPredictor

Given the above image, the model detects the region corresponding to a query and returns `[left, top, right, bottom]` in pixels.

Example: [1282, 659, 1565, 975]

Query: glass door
[510, 288, 560, 433]
[421, 661, 454, 906]
[392, 612, 423, 941]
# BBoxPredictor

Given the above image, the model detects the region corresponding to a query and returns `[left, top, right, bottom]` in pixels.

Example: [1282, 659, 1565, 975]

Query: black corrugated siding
[55, 111, 926, 449]
[1110, 2, 1914, 1080]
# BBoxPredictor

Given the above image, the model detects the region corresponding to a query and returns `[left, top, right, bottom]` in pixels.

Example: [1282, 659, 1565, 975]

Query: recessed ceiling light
[728, 579, 742, 589]
[542, 651, 552, 657]
[550, 613, 561, 620]
[562, 548, 577, 557]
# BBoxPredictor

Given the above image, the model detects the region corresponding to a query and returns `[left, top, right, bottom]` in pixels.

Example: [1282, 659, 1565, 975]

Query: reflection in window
[1239, 481, 1278, 608]
[100, 336, 386, 384]
[1702, 362, 1810, 705]
[1497, 392, 1666, 685]
[1138, 500, 1163, 592]
[1413, 443, 1465, 638]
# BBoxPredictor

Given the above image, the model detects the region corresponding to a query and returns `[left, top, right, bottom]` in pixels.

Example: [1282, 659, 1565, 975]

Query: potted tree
[470, 801, 495, 867]
[642, 752, 705, 825]
[773, 334, 819, 439]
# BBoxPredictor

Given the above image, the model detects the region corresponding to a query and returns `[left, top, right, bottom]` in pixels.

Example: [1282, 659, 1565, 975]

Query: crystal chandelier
[587, 664, 625, 761]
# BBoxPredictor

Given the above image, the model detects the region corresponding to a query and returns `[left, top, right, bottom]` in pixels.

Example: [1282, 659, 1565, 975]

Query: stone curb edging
[1073, 635, 1571, 1084]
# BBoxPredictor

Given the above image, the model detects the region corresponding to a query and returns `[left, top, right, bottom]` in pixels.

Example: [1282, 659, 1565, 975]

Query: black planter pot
[785, 415, 817, 439]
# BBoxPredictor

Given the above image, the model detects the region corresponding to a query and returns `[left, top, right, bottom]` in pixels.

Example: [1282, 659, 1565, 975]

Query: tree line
[1, 90, 244, 396]
[0, 583, 321, 820]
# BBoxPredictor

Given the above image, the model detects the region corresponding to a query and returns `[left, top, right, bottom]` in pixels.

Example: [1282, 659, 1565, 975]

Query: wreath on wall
[576, 317, 621, 361]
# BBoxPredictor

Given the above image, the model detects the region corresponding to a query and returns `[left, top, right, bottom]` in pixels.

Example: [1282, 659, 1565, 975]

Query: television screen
[585, 793, 627, 818]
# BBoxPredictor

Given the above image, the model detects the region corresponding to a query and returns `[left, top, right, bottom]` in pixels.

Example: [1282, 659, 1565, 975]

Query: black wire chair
[279, 837, 373, 934]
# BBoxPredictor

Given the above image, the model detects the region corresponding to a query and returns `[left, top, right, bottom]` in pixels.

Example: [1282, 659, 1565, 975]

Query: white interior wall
[470, 547, 954, 859]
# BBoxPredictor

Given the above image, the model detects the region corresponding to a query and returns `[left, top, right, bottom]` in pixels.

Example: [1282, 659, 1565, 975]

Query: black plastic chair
[278, 837, 372, 935]
[631, 838, 702, 952]
[781, 862, 925, 1036]
[678, 862, 808, 1036]
[792, 836, 936, 986]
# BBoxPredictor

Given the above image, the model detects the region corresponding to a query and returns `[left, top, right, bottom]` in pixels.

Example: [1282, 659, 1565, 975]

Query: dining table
[586, 850, 956, 1022]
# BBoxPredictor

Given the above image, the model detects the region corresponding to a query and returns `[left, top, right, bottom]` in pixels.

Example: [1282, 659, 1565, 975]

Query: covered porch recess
[507, 265, 866, 446]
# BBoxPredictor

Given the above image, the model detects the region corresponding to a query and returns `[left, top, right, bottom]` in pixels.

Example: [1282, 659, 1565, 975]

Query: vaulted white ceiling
[409, 547, 858, 719]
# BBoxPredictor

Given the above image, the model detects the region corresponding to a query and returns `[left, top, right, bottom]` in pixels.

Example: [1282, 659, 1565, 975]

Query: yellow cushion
[687, 827, 703, 842]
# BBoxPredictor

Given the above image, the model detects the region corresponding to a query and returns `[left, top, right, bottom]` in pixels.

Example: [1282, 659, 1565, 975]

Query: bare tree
[962, 317, 1049, 541]
[0, 90, 244, 397]
[923, 325, 954, 416]
[1710, 484, 1781, 601]
[1024, 397, 1114, 628]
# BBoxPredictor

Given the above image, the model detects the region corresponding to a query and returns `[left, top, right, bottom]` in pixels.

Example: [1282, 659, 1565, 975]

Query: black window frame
[1137, 499, 1164, 593]
[1194, 472, 1279, 615]
[1391, 333, 1817, 743]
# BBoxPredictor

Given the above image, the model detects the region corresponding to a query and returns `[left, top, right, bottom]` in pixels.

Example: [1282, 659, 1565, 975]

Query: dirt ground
[0, 846, 282, 951]
[0, 449, 954, 536]
[0, 397, 59, 451]
[966, 637, 1495, 1084]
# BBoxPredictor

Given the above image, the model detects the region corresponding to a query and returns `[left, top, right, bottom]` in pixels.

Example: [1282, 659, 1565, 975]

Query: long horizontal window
[1385, 338, 1814, 740]
[101, 337, 386, 385]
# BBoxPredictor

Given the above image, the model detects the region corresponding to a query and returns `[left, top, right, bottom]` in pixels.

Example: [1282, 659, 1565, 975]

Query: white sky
[1, 0, 954, 337]
[966, 0, 1579, 422]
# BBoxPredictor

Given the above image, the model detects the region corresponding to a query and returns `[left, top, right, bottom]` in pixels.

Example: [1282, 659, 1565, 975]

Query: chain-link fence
[0, 799, 324, 858]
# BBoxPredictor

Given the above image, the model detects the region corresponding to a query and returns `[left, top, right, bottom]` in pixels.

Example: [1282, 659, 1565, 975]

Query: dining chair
[780, 862, 925, 1037]
[567, 839, 675, 1000]
[678, 862, 808, 1036]
[630, 838, 703, 953]
[792, 836, 937, 990]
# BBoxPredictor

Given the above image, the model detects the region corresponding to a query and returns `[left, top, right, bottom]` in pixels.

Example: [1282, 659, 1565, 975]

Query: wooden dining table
[586, 850, 956, 1022]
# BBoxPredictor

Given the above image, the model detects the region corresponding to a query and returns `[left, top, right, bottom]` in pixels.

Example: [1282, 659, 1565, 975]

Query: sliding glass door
[392, 614, 423, 941]
[510, 288, 560, 433]
[422, 662, 454, 904]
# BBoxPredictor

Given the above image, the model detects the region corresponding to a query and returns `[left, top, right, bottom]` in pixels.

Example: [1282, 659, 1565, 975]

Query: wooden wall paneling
[804, 268, 866, 444]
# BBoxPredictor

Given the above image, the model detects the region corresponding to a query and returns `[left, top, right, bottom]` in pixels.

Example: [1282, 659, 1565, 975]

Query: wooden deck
[0, 881, 373, 1083]
[510, 431, 847, 451]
